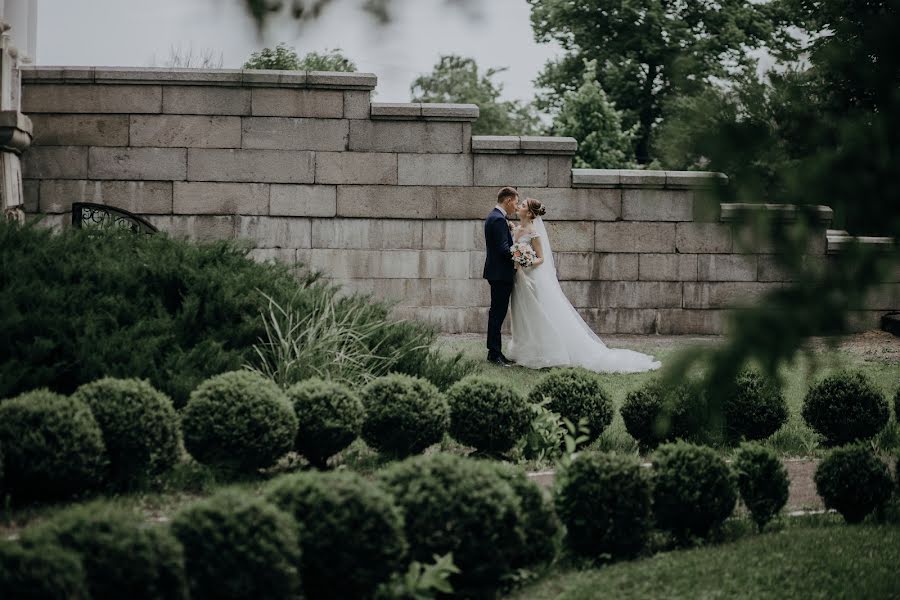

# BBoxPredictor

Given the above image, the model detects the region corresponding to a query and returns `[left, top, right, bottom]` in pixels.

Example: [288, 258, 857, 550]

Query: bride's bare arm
[531, 237, 545, 266]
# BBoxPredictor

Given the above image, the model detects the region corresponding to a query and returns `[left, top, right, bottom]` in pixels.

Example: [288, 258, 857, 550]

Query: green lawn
[508, 518, 900, 600]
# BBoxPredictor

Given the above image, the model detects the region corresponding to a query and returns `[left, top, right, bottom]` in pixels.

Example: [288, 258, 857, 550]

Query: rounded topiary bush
[652, 442, 737, 541]
[181, 370, 297, 472]
[286, 378, 364, 469]
[23, 503, 187, 600]
[491, 462, 561, 567]
[528, 368, 613, 442]
[378, 454, 526, 597]
[360, 374, 449, 457]
[724, 370, 788, 442]
[814, 445, 894, 524]
[0, 390, 106, 501]
[171, 491, 300, 600]
[266, 471, 407, 599]
[447, 376, 531, 454]
[621, 382, 707, 450]
[72, 377, 181, 487]
[554, 451, 652, 559]
[0, 540, 89, 600]
[802, 371, 889, 446]
[733, 443, 789, 531]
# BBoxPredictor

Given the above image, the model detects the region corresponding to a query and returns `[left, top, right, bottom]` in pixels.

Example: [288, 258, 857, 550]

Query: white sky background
[35, 0, 561, 103]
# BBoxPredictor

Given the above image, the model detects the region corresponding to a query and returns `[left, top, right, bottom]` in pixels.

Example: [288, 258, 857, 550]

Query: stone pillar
[0, 19, 33, 222]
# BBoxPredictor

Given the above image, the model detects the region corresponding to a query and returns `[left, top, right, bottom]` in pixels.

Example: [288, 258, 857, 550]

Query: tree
[244, 43, 356, 72]
[527, 0, 789, 163]
[410, 55, 540, 136]
[154, 44, 223, 69]
[242, 0, 475, 32]
[551, 60, 636, 168]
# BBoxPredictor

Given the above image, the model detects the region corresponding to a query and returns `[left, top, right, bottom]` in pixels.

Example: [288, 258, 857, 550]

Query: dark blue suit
[483, 207, 515, 359]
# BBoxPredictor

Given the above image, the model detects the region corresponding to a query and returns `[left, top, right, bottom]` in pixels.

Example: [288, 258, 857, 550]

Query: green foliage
[71, 377, 181, 487]
[23, 503, 188, 600]
[171, 491, 301, 600]
[620, 381, 708, 450]
[814, 445, 894, 524]
[528, 368, 613, 444]
[285, 378, 363, 468]
[554, 451, 652, 559]
[723, 369, 789, 443]
[446, 376, 531, 454]
[243, 42, 356, 71]
[361, 374, 449, 457]
[491, 462, 561, 568]
[894, 387, 899, 423]
[411, 55, 541, 136]
[375, 553, 460, 600]
[651, 442, 737, 541]
[551, 59, 636, 168]
[0, 539, 88, 600]
[732, 443, 789, 532]
[181, 370, 297, 472]
[266, 471, 407, 599]
[0, 390, 106, 501]
[394, 346, 475, 392]
[802, 371, 889, 447]
[378, 454, 527, 597]
[517, 397, 565, 461]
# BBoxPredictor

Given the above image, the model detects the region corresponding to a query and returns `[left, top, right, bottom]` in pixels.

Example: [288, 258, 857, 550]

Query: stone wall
[19, 67, 899, 334]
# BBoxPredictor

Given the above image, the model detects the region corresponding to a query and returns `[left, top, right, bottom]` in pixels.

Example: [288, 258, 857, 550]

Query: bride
[506, 198, 661, 373]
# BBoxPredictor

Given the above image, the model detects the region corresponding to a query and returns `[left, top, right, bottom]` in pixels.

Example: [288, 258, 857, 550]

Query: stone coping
[826, 229, 896, 254]
[0, 110, 33, 154]
[20, 66, 378, 90]
[720, 203, 834, 225]
[369, 102, 479, 122]
[573, 169, 727, 189]
[472, 135, 577, 156]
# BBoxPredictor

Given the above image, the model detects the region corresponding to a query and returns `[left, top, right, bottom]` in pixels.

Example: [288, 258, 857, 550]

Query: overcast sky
[35, 0, 561, 103]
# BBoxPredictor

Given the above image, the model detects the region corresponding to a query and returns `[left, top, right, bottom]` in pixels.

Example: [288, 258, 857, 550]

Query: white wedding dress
[506, 218, 661, 373]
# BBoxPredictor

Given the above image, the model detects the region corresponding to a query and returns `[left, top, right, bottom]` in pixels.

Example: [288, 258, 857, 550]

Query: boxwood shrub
[528, 368, 613, 442]
[447, 376, 531, 455]
[733, 443, 789, 531]
[361, 374, 449, 457]
[814, 445, 894, 524]
[724, 370, 788, 442]
[802, 371, 889, 446]
[0, 539, 88, 600]
[621, 382, 707, 450]
[285, 378, 364, 469]
[491, 462, 561, 567]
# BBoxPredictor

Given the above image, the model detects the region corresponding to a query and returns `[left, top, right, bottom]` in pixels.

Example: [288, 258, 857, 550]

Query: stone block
[316, 152, 397, 185]
[29, 114, 129, 146]
[241, 117, 348, 151]
[862, 284, 900, 310]
[683, 282, 781, 309]
[675, 222, 733, 253]
[391, 306, 492, 334]
[248, 248, 298, 265]
[188, 149, 314, 183]
[596, 281, 683, 309]
[270, 185, 336, 217]
[236, 216, 312, 248]
[306, 71, 377, 89]
[349, 121, 463, 153]
[332, 278, 432, 307]
[311, 218, 423, 249]
[398, 153, 473, 186]
[241, 69, 305, 87]
[22, 146, 88, 179]
[520, 136, 577, 155]
[22, 179, 39, 212]
[370, 103, 422, 119]
[698, 254, 758, 281]
[23, 84, 162, 114]
[419, 251, 471, 279]
[163, 86, 251, 115]
[579, 308, 659, 334]
[757, 255, 793, 282]
[40, 180, 173, 214]
[471, 136, 520, 153]
[558, 281, 595, 308]
[174, 182, 268, 215]
[146, 215, 235, 241]
[421, 103, 479, 121]
[619, 169, 667, 188]
[93, 67, 242, 85]
[572, 169, 620, 188]
[430, 279, 491, 307]
[21, 66, 94, 83]
[639, 254, 698, 281]
[344, 91, 370, 119]
[622, 189, 693, 221]
[130, 115, 241, 148]
[595, 222, 676, 253]
[336, 186, 435, 219]
[665, 171, 728, 189]
[89, 147, 186, 180]
[518, 187, 620, 221]
[26, 213, 68, 231]
[474, 155, 548, 187]
[250, 88, 344, 118]
[434, 187, 516, 219]
[543, 221, 594, 251]
[555, 253, 639, 281]
[657, 309, 726, 335]
[547, 156, 572, 187]
[423, 220, 484, 250]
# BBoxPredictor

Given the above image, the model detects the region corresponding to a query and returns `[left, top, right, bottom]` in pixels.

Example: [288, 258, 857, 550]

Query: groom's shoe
[498, 353, 516, 366]
[487, 354, 512, 367]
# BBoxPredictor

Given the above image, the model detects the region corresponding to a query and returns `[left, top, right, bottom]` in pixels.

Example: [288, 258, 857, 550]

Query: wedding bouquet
[510, 241, 537, 267]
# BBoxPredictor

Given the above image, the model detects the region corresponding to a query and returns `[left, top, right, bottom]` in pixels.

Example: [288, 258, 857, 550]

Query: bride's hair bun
[526, 198, 546, 217]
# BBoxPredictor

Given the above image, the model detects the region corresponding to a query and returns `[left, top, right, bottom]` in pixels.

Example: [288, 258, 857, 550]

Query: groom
[483, 186, 519, 367]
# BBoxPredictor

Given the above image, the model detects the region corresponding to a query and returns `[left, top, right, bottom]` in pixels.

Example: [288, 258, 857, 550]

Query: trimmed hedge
[0, 540, 89, 600]
[286, 378, 364, 469]
[181, 371, 297, 472]
[447, 376, 531, 454]
[378, 454, 526, 597]
[491, 462, 561, 567]
[266, 471, 407, 599]
[814, 445, 894, 524]
[733, 443, 789, 531]
[72, 377, 181, 487]
[171, 491, 301, 600]
[724, 370, 788, 442]
[528, 368, 613, 442]
[361, 374, 449, 457]
[621, 382, 707, 450]
[22, 504, 187, 600]
[802, 371, 889, 446]
[555, 451, 652, 559]
[652, 442, 737, 541]
[0, 390, 106, 501]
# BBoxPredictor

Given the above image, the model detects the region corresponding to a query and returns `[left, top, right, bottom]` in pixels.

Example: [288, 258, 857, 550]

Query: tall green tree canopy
[527, 0, 787, 163]
[244, 43, 356, 71]
[410, 55, 540, 136]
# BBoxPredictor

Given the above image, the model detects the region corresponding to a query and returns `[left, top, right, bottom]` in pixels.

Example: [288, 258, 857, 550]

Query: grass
[508, 516, 900, 599]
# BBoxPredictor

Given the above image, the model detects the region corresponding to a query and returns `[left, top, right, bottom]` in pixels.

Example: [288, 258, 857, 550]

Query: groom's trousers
[487, 280, 513, 358]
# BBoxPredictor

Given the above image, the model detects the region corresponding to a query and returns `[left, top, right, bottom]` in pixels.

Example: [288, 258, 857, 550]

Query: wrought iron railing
[71, 203, 158, 234]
